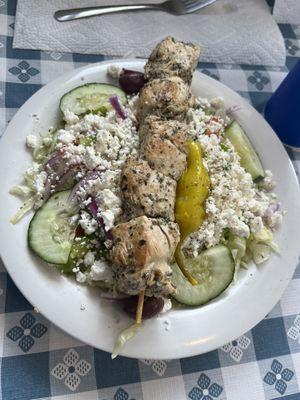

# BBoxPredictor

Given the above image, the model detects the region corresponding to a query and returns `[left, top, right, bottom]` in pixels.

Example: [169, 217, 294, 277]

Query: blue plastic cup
[264, 60, 300, 150]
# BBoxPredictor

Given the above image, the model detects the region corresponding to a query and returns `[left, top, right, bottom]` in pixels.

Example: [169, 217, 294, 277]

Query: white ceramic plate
[0, 60, 300, 360]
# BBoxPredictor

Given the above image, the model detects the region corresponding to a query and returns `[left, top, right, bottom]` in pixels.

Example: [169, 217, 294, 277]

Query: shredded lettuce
[247, 226, 279, 265]
[32, 130, 58, 162]
[9, 185, 32, 198]
[227, 234, 246, 265]
[10, 197, 35, 224]
[22, 162, 41, 191]
[226, 233, 247, 276]
[250, 226, 272, 243]
[225, 225, 279, 270]
[111, 323, 143, 359]
[247, 242, 272, 265]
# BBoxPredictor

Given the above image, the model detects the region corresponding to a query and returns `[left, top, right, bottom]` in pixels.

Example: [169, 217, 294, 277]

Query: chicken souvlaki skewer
[109, 37, 200, 349]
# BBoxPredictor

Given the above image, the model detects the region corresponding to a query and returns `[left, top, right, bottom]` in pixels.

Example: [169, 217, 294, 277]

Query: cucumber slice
[60, 83, 126, 116]
[225, 121, 265, 182]
[28, 190, 76, 265]
[172, 245, 234, 306]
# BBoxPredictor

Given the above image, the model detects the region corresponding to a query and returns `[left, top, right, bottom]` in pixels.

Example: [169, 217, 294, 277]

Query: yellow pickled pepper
[175, 141, 210, 285]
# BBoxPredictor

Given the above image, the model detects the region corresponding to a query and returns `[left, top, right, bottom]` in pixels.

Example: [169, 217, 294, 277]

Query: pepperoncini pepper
[175, 141, 210, 285]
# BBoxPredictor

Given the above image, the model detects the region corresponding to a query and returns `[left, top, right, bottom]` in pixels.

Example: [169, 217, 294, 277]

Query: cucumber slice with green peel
[172, 245, 235, 306]
[63, 236, 91, 275]
[28, 190, 76, 265]
[225, 121, 265, 182]
[62, 234, 107, 275]
[60, 83, 126, 116]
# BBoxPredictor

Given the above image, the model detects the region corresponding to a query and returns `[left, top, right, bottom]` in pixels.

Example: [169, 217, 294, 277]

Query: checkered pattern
[1, 1, 300, 399]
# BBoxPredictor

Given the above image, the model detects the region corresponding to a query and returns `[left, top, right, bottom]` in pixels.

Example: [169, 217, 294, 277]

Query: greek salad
[10, 37, 283, 357]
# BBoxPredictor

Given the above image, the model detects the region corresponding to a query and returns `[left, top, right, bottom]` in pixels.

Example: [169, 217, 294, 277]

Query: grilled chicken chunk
[137, 76, 194, 121]
[144, 36, 200, 84]
[140, 133, 186, 180]
[139, 116, 191, 154]
[121, 156, 176, 221]
[109, 216, 180, 296]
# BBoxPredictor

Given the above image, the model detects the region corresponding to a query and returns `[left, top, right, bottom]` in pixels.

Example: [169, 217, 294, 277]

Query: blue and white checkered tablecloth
[1, 1, 300, 399]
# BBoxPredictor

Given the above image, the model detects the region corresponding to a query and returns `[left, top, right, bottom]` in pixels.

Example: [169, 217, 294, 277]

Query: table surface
[1, 2, 300, 400]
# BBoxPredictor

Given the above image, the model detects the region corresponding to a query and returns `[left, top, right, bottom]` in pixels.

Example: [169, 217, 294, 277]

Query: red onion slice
[264, 203, 280, 218]
[45, 150, 66, 176]
[55, 167, 80, 192]
[87, 199, 113, 240]
[226, 105, 242, 118]
[68, 170, 103, 204]
[109, 95, 127, 120]
[43, 150, 69, 198]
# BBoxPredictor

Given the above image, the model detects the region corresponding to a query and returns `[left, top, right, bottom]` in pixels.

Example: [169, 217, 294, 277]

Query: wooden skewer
[136, 290, 145, 324]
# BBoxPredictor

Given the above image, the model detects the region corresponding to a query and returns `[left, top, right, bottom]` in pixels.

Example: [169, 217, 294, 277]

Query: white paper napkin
[13, 0, 286, 66]
[273, 0, 300, 24]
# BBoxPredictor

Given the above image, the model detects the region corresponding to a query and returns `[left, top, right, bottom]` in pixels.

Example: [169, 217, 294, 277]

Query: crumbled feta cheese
[33, 171, 47, 207]
[97, 189, 122, 209]
[57, 131, 75, 144]
[26, 162, 40, 175]
[107, 64, 122, 79]
[89, 260, 114, 282]
[101, 210, 115, 230]
[64, 110, 80, 125]
[258, 170, 275, 191]
[34, 171, 47, 191]
[266, 212, 283, 230]
[79, 211, 98, 235]
[160, 299, 172, 314]
[84, 146, 102, 169]
[249, 216, 264, 233]
[76, 271, 86, 283]
[84, 251, 95, 267]
[26, 134, 38, 149]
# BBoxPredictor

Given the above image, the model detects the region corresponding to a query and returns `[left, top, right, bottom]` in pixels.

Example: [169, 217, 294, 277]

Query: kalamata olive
[122, 296, 164, 319]
[119, 69, 146, 94]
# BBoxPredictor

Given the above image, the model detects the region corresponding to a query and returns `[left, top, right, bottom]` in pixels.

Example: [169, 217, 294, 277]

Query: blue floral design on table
[294, 26, 300, 38]
[51, 348, 92, 392]
[44, 51, 63, 61]
[263, 359, 294, 395]
[287, 314, 300, 344]
[113, 387, 135, 400]
[140, 359, 168, 376]
[188, 373, 223, 400]
[247, 71, 270, 91]
[221, 335, 251, 362]
[8, 61, 39, 83]
[285, 39, 299, 56]
[6, 312, 47, 352]
[201, 69, 220, 81]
